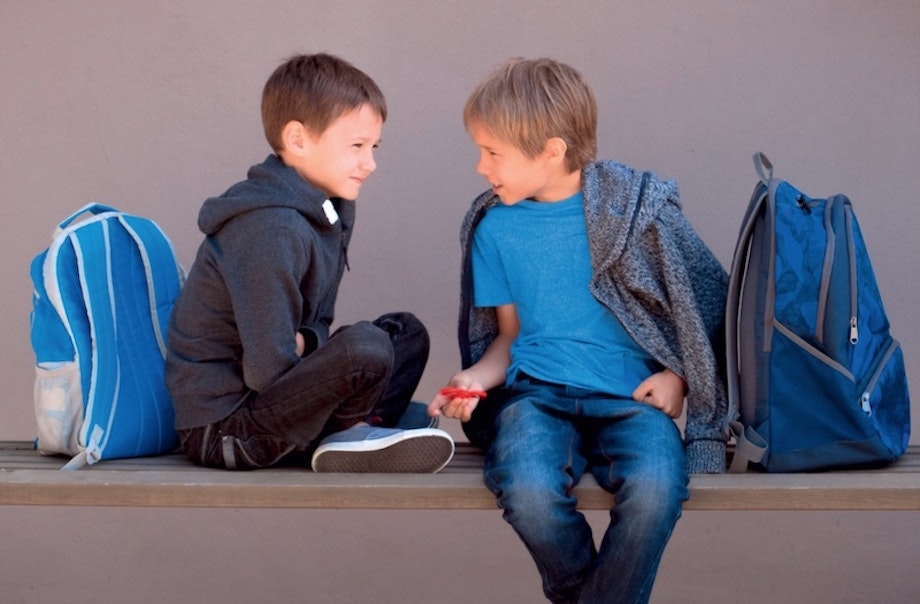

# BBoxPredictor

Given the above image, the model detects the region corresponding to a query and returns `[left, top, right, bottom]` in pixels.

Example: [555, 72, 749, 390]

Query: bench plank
[1, 441, 917, 511]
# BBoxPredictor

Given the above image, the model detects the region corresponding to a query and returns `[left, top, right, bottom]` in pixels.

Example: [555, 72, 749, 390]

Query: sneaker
[394, 401, 439, 430]
[311, 425, 454, 473]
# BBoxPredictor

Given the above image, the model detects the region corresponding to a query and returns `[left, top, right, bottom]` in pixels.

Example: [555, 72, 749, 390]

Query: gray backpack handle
[753, 152, 773, 184]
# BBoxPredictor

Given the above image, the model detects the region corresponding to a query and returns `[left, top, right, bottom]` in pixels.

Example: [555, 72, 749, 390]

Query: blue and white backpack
[30, 203, 185, 469]
[726, 153, 910, 472]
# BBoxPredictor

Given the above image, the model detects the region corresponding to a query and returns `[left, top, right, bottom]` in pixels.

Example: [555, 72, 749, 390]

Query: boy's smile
[468, 121, 580, 204]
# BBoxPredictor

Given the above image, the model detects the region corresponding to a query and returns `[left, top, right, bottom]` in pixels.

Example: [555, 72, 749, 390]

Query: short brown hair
[261, 53, 387, 152]
[463, 58, 597, 173]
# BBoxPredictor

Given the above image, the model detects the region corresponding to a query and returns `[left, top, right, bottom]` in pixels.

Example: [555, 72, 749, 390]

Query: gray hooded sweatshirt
[458, 161, 730, 473]
[165, 154, 354, 430]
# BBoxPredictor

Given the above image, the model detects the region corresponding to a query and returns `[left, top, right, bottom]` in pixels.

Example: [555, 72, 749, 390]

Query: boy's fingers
[461, 400, 478, 422]
[427, 399, 443, 416]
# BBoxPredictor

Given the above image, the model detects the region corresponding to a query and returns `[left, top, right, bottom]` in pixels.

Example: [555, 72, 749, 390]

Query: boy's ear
[543, 137, 568, 165]
[280, 120, 310, 157]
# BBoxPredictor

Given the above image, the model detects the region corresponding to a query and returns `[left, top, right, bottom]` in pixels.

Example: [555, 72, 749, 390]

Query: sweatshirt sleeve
[224, 224, 307, 391]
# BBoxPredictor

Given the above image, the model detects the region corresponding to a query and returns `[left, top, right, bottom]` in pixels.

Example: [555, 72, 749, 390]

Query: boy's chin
[329, 189, 359, 201]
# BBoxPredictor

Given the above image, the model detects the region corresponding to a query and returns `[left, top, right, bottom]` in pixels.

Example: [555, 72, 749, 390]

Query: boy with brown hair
[429, 58, 729, 602]
[166, 53, 453, 473]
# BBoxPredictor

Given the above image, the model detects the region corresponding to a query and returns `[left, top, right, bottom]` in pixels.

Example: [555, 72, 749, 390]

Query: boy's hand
[429, 375, 486, 422]
[295, 331, 305, 357]
[632, 369, 686, 419]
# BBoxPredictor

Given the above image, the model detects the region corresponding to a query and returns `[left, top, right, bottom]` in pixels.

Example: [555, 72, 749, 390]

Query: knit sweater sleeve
[656, 207, 730, 473]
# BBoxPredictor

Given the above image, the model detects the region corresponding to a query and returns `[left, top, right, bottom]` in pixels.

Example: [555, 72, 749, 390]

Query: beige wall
[2, 2, 918, 603]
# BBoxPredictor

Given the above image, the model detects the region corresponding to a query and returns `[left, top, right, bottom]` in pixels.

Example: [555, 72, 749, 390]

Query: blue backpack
[30, 204, 185, 469]
[726, 153, 910, 472]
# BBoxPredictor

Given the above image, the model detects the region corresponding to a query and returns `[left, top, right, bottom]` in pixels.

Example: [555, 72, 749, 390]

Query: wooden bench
[1, 440, 918, 511]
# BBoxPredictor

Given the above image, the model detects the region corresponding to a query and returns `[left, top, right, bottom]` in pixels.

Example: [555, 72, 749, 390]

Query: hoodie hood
[582, 160, 681, 272]
[198, 154, 352, 236]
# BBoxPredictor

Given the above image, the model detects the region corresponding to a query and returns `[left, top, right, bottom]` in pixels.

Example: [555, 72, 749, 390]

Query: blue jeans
[483, 375, 689, 604]
[178, 312, 429, 469]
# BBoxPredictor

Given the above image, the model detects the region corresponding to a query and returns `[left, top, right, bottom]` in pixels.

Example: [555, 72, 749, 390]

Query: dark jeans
[178, 312, 429, 470]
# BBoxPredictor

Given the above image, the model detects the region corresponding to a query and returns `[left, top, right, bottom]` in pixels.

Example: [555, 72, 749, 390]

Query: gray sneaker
[311, 424, 454, 473]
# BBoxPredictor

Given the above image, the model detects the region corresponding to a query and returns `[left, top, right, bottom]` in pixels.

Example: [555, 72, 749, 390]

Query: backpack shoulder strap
[728, 421, 767, 472]
[725, 156, 772, 423]
[64, 218, 120, 468]
[115, 214, 184, 357]
[725, 153, 779, 472]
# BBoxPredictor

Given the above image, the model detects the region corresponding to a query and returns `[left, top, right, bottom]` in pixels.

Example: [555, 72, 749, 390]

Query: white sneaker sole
[311, 428, 455, 473]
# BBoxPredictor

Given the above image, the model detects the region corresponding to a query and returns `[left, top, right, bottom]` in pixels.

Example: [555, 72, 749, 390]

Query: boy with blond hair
[167, 53, 453, 473]
[429, 58, 728, 603]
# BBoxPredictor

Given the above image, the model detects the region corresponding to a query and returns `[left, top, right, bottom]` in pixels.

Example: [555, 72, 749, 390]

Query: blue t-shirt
[472, 192, 660, 397]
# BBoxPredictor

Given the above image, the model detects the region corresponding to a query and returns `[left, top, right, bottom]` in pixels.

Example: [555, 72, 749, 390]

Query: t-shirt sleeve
[471, 221, 512, 308]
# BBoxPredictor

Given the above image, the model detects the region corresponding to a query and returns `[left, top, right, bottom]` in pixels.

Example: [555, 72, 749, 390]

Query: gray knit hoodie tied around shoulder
[458, 160, 730, 474]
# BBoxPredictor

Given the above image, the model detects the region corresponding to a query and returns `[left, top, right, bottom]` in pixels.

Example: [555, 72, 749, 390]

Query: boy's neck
[533, 168, 582, 203]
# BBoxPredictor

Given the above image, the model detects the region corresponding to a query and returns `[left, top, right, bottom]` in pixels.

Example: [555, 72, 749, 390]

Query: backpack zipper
[858, 338, 899, 416]
[845, 203, 858, 344]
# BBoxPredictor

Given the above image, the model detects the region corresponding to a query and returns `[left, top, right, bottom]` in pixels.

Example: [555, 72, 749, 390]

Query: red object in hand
[439, 387, 488, 399]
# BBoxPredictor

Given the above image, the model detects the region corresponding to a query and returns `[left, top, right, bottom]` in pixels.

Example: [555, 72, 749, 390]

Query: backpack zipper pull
[849, 316, 859, 344]
[860, 392, 872, 416]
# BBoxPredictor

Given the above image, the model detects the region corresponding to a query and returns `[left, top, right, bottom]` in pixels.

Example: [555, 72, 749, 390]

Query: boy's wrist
[297, 327, 319, 357]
